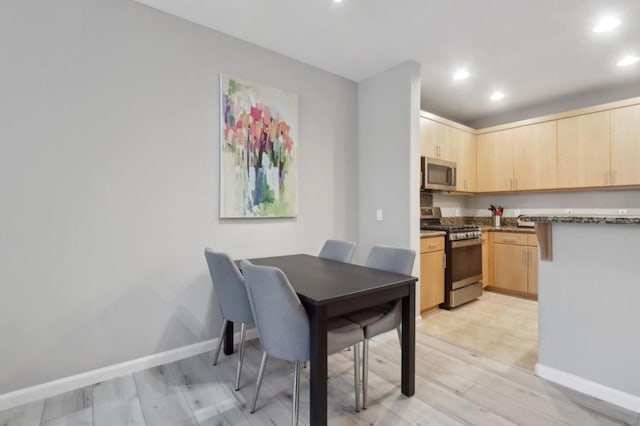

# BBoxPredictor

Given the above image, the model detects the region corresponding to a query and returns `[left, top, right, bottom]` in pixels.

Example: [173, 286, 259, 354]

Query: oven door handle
[451, 238, 483, 248]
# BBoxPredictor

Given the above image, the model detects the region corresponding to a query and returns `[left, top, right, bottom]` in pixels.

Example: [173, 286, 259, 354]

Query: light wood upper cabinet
[420, 118, 453, 160]
[513, 121, 557, 190]
[477, 129, 514, 192]
[420, 116, 476, 192]
[557, 111, 610, 188]
[610, 104, 640, 186]
[453, 129, 477, 192]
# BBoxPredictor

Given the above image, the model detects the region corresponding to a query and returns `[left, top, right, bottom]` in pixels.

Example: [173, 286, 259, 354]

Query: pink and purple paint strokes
[219, 75, 298, 218]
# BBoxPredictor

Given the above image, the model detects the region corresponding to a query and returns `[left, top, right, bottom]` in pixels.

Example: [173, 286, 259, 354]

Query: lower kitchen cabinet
[420, 236, 445, 312]
[490, 232, 538, 298]
[482, 231, 492, 288]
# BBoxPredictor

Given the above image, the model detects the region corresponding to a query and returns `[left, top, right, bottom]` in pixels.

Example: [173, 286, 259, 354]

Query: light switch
[376, 209, 383, 221]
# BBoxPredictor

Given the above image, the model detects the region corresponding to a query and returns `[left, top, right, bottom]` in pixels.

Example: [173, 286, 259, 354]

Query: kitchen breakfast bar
[521, 215, 640, 412]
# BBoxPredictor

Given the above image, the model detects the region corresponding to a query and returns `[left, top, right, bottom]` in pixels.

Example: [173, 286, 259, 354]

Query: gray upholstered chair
[241, 260, 363, 425]
[319, 239, 357, 263]
[204, 249, 254, 391]
[346, 245, 416, 409]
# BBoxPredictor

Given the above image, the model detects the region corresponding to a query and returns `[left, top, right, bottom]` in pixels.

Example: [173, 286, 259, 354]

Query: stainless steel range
[421, 207, 483, 309]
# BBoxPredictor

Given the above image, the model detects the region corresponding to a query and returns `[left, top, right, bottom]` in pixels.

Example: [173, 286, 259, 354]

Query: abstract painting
[219, 75, 298, 218]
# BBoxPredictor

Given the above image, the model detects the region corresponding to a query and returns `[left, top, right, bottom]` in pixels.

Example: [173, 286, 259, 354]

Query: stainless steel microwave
[421, 157, 457, 190]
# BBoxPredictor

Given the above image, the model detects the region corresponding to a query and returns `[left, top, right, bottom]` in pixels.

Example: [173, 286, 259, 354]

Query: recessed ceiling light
[617, 55, 639, 67]
[490, 91, 505, 101]
[593, 16, 620, 33]
[334, 0, 342, 3]
[452, 69, 470, 80]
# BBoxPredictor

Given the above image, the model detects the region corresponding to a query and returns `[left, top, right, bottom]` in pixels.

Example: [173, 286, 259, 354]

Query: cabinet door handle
[510, 178, 513, 190]
[442, 253, 446, 269]
[427, 244, 438, 249]
[503, 238, 516, 242]
[515, 178, 518, 191]
[611, 171, 616, 185]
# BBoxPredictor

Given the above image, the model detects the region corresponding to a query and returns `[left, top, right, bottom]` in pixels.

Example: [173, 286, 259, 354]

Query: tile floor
[418, 290, 539, 370]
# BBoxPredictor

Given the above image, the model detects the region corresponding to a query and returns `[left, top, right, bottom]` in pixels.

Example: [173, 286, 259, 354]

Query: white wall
[0, 0, 358, 394]
[357, 62, 421, 266]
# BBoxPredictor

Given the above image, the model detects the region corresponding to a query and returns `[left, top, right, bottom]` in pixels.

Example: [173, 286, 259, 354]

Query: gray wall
[538, 223, 640, 399]
[357, 61, 421, 265]
[0, 0, 358, 394]
[357, 61, 422, 309]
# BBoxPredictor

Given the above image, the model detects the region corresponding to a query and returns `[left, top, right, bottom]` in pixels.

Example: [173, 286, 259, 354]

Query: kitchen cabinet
[477, 121, 557, 192]
[421, 118, 454, 160]
[513, 121, 557, 190]
[610, 104, 640, 186]
[420, 116, 476, 192]
[420, 236, 445, 312]
[557, 111, 610, 188]
[476, 129, 514, 192]
[454, 129, 477, 192]
[481, 231, 492, 288]
[491, 232, 538, 297]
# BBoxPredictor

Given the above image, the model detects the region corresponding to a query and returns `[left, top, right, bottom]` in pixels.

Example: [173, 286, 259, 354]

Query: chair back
[365, 245, 416, 275]
[204, 249, 253, 324]
[241, 260, 310, 362]
[319, 239, 357, 263]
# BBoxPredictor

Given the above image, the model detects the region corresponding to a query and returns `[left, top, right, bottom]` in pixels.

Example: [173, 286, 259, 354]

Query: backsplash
[441, 216, 518, 226]
[433, 189, 640, 218]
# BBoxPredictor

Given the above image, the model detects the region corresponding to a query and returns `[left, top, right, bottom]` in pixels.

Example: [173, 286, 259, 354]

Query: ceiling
[135, 0, 640, 126]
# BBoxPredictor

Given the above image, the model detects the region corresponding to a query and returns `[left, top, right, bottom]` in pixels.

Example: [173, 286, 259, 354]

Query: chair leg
[362, 339, 369, 409]
[250, 351, 268, 413]
[213, 318, 228, 366]
[353, 343, 361, 412]
[234, 322, 247, 391]
[292, 361, 301, 426]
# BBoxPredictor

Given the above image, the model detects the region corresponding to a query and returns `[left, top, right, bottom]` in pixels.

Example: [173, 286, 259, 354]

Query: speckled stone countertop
[420, 231, 446, 238]
[519, 215, 640, 225]
[480, 226, 536, 234]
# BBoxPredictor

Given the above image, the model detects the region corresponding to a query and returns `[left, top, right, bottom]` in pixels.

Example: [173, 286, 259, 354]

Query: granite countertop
[520, 215, 640, 225]
[480, 225, 536, 234]
[420, 231, 447, 238]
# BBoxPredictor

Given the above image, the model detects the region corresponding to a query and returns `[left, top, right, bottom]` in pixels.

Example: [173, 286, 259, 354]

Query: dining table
[227, 253, 417, 426]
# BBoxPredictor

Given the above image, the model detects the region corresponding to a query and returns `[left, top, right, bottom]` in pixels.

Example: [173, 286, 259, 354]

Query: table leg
[309, 304, 328, 426]
[223, 320, 234, 355]
[401, 282, 415, 396]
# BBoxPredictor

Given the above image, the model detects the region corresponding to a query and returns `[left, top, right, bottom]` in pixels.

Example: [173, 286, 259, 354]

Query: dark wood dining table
[228, 254, 417, 426]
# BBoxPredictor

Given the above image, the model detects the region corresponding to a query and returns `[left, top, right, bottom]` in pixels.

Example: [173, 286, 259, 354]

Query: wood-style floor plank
[40, 386, 92, 425]
[199, 345, 296, 426]
[167, 354, 251, 426]
[0, 400, 44, 426]
[92, 375, 145, 426]
[1, 324, 638, 426]
[415, 332, 639, 425]
[362, 337, 516, 426]
[132, 366, 197, 426]
[332, 349, 463, 426]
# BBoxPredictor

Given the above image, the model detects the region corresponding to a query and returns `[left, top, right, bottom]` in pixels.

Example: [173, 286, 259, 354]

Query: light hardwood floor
[1, 328, 638, 425]
[420, 290, 538, 370]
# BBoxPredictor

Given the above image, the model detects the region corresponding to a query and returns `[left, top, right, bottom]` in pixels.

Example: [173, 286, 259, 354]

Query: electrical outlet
[376, 209, 383, 221]
[619, 209, 628, 214]
[455, 208, 460, 216]
[566, 209, 573, 214]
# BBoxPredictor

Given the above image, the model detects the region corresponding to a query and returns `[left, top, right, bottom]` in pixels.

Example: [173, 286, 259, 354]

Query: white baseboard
[535, 363, 640, 413]
[0, 328, 259, 412]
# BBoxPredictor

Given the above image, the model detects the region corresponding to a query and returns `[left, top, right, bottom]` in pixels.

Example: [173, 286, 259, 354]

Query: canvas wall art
[219, 75, 298, 218]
